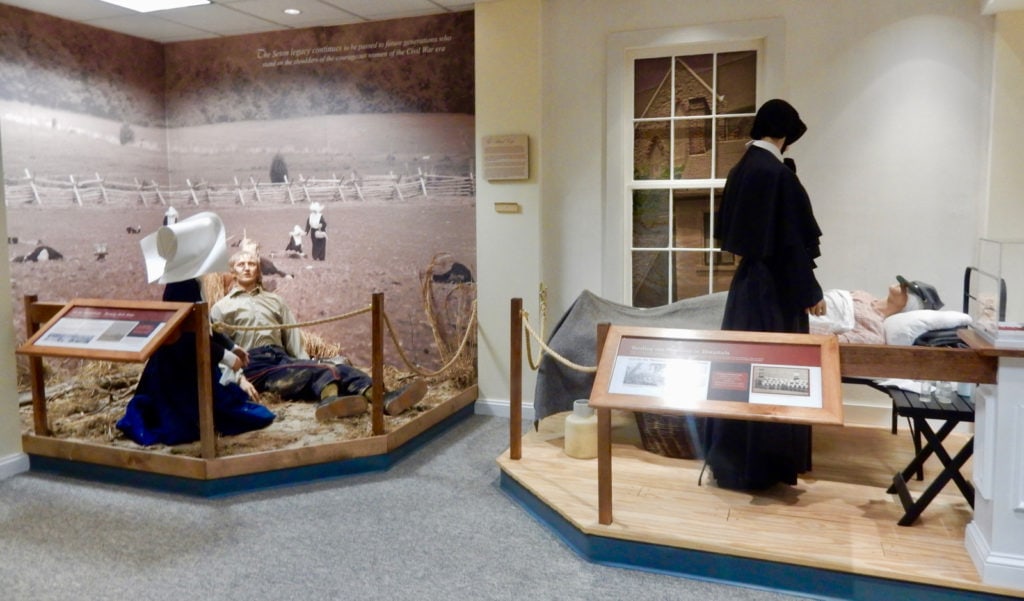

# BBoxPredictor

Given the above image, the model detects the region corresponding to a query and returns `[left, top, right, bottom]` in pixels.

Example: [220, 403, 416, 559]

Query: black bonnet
[750, 99, 807, 146]
[896, 275, 945, 310]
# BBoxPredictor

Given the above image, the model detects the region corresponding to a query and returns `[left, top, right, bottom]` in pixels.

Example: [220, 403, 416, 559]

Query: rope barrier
[382, 300, 478, 378]
[520, 309, 597, 374]
[212, 304, 372, 333]
[210, 295, 477, 379]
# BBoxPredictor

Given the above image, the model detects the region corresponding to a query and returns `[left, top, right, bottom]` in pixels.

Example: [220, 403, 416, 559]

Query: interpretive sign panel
[590, 326, 843, 425]
[18, 298, 193, 363]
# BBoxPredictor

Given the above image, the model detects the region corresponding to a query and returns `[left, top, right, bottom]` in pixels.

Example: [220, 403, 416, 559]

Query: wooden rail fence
[4, 168, 475, 207]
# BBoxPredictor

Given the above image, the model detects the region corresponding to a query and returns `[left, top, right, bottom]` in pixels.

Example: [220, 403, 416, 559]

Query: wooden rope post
[596, 322, 612, 524]
[510, 298, 523, 460]
[23, 295, 50, 435]
[371, 292, 385, 435]
[193, 302, 217, 459]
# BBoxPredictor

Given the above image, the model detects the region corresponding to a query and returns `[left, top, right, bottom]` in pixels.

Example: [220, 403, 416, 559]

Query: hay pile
[18, 359, 464, 458]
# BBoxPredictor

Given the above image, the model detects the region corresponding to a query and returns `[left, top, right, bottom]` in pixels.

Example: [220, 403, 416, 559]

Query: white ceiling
[0, 0, 481, 43]
[5, 0, 1022, 45]
[982, 0, 1024, 14]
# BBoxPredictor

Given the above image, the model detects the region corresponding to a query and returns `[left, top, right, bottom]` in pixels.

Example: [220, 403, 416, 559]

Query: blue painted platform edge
[498, 470, 1018, 601]
[28, 402, 475, 498]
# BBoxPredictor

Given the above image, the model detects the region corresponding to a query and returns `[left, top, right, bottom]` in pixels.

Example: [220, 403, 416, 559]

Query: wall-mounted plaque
[589, 326, 843, 425]
[482, 134, 529, 181]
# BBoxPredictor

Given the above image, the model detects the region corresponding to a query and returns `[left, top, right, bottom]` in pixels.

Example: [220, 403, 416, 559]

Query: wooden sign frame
[18, 298, 193, 363]
[589, 326, 844, 426]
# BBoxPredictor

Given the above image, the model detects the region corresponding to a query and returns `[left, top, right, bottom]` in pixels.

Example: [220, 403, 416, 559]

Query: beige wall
[473, 0, 543, 410]
[988, 11, 1024, 240]
[987, 11, 1024, 242]
[0, 131, 26, 466]
[985, 12, 1024, 320]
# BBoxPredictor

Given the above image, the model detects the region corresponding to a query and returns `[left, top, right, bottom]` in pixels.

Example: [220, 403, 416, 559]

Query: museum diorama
[2, 5, 479, 495]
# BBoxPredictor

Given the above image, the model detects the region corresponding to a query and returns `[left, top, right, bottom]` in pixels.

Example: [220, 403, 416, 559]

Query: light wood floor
[497, 413, 1024, 599]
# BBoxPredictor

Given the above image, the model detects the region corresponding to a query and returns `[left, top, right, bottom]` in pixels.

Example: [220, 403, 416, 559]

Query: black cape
[702, 145, 823, 490]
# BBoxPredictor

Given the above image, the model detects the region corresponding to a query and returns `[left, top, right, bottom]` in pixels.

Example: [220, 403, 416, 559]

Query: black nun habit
[702, 99, 823, 490]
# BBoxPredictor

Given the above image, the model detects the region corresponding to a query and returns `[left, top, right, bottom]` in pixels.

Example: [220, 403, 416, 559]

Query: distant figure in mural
[211, 250, 427, 420]
[284, 225, 305, 258]
[432, 261, 474, 284]
[163, 206, 179, 226]
[126, 225, 142, 234]
[270, 153, 289, 184]
[703, 98, 823, 491]
[116, 212, 275, 446]
[306, 202, 327, 261]
[13, 244, 63, 262]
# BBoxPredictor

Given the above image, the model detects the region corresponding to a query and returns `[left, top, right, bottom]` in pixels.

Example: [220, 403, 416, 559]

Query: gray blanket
[533, 289, 728, 420]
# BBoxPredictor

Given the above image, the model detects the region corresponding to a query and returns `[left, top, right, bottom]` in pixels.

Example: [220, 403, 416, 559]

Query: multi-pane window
[630, 49, 758, 307]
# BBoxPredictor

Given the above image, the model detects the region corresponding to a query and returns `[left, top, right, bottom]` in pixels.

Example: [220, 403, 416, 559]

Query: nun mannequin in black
[703, 99, 826, 490]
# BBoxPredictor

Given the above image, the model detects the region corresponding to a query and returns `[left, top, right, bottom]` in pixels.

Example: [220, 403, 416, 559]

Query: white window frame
[604, 18, 787, 304]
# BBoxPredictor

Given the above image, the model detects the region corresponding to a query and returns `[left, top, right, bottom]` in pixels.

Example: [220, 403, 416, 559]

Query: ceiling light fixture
[97, 0, 210, 13]
[284, 9, 302, 16]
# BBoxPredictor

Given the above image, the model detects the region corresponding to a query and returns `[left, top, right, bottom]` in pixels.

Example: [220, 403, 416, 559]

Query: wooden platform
[498, 413, 1024, 600]
[25, 386, 477, 496]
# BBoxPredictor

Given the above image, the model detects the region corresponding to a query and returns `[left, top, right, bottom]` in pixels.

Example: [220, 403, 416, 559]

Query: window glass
[632, 189, 670, 248]
[628, 46, 757, 303]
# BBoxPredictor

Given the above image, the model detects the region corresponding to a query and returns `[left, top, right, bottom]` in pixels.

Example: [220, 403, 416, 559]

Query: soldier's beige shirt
[210, 285, 309, 360]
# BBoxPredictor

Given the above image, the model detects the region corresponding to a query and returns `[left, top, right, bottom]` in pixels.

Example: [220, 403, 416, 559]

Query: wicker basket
[634, 412, 699, 459]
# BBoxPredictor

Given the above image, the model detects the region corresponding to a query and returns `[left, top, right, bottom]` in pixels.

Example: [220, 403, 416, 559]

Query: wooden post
[250, 177, 262, 203]
[284, 176, 296, 204]
[193, 302, 217, 460]
[25, 169, 41, 205]
[596, 322, 612, 524]
[233, 176, 246, 206]
[334, 173, 347, 202]
[69, 175, 83, 206]
[23, 295, 50, 436]
[371, 292, 385, 435]
[95, 173, 109, 203]
[186, 179, 199, 205]
[510, 298, 523, 460]
[135, 178, 148, 206]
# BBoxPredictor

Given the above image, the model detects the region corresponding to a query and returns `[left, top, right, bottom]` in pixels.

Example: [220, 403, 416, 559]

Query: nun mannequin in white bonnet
[285, 224, 305, 258]
[116, 212, 275, 446]
[305, 202, 327, 261]
[162, 205, 179, 226]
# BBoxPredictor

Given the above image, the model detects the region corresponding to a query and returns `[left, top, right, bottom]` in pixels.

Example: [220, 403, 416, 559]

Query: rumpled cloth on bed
[532, 290, 727, 421]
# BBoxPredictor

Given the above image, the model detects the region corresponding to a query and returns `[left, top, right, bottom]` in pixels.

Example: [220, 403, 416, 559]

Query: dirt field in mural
[9, 201, 477, 455]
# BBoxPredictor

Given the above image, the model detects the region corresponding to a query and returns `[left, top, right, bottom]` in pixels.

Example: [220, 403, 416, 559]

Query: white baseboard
[0, 452, 30, 480]
[474, 398, 536, 422]
[477, 397, 891, 429]
[475, 394, 969, 434]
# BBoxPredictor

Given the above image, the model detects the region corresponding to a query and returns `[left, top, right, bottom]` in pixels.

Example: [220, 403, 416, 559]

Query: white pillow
[883, 310, 972, 346]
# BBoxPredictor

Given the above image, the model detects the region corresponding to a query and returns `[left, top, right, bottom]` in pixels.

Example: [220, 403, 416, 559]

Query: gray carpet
[0, 415, 804, 601]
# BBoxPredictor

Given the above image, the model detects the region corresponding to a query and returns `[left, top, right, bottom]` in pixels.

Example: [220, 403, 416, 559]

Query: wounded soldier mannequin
[211, 250, 426, 420]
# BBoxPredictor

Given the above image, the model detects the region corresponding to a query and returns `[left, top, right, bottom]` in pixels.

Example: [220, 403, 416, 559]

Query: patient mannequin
[811, 281, 912, 344]
[812, 277, 969, 346]
[872, 282, 911, 318]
